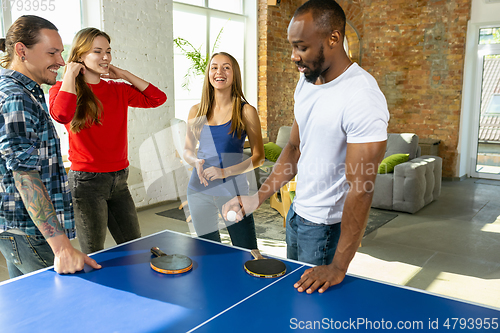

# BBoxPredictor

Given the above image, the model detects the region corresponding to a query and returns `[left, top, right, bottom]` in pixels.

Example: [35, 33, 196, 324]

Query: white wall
[457, 0, 500, 178]
[470, 0, 500, 23]
[99, 0, 181, 207]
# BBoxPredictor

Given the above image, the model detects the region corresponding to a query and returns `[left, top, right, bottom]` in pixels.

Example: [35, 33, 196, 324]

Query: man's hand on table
[294, 263, 346, 294]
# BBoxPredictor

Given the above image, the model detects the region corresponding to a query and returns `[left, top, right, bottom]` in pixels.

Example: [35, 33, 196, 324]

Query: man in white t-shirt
[223, 0, 389, 294]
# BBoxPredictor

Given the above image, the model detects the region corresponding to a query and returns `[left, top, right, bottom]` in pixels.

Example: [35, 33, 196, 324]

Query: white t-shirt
[293, 63, 389, 224]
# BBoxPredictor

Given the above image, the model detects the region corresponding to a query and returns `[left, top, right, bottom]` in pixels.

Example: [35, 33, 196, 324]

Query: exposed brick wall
[258, 0, 302, 142]
[360, 0, 470, 177]
[258, 0, 471, 177]
[258, 1, 269, 136]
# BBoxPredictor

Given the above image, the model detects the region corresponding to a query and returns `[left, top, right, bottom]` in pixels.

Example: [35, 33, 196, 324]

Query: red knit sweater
[49, 80, 167, 172]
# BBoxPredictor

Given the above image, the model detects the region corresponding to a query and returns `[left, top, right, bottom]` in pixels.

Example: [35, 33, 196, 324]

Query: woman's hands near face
[100, 64, 126, 80]
[64, 62, 86, 79]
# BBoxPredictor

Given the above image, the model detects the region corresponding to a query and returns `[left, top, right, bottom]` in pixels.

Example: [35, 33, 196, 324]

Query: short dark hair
[0, 15, 58, 68]
[294, 0, 346, 38]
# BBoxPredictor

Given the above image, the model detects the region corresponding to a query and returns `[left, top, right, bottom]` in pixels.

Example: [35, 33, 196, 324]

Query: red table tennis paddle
[150, 247, 193, 274]
[244, 249, 286, 278]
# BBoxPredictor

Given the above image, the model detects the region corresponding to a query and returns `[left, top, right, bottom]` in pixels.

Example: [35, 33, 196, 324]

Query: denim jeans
[186, 188, 258, 250]
[0, 232, 54, 278]
[69, 168, 141, 254]
[285, 207, 341, 266]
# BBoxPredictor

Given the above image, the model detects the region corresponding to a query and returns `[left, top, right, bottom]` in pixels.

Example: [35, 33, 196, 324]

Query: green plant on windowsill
[173, 27, 224, 90]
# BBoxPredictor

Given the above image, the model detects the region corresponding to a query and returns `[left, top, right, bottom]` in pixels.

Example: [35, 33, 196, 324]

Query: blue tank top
[188, 119, 249, 196]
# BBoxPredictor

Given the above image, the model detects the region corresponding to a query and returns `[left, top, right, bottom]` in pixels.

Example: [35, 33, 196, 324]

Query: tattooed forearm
[13, 170, 65, 238]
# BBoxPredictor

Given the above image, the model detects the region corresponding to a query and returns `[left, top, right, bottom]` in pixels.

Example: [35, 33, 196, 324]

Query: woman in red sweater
[49, 28, 166, 254]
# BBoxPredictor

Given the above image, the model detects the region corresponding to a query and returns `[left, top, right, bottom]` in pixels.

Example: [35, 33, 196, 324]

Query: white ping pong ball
[227, 210, 237, 222]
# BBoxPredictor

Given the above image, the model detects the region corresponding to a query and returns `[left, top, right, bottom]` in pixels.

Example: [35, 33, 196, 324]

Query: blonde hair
[66, 28, 111, 133]
[192, 52, 247, 139]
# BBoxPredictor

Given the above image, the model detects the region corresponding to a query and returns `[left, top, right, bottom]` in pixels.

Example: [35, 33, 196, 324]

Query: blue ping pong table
[1, 229, 499, 332]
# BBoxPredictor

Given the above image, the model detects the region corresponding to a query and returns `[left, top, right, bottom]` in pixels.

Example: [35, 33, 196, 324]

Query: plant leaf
[174, 25, 226, 90]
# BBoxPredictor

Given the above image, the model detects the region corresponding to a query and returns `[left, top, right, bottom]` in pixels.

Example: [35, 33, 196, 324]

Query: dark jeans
[0, 232, 54, 278]
[285, 207, 341, 266]
[69, 168, 141, 254]
[186, 188, 258, 250]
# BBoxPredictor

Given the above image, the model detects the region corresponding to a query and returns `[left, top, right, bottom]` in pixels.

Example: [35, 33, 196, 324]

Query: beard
[43, 77, 57, 85]
[42, 70, 58, 86]
[298, 45, 325, 84]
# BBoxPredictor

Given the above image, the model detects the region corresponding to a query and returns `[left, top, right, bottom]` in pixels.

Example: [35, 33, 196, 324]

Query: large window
[1, 0, 81, 50]
[173, 0, 256, 121]
[486, 94, 500, 115]
[1, 0, 83, 155]
[479, 27, 500, 45]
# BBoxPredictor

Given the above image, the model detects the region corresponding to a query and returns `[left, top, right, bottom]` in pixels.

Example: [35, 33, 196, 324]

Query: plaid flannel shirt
[0, 69, 75, 238]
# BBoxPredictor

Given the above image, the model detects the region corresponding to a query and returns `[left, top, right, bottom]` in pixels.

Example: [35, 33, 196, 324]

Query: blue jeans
[0, 232, 54, 278]
[69, 168, 141, 254]
[187, 188, 258, 249]
[286, 207, 341, 266]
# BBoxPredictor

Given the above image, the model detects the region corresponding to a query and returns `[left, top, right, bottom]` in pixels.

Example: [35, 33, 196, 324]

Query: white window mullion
[1, 0, 13, 36]
[173, 0, 255, 121]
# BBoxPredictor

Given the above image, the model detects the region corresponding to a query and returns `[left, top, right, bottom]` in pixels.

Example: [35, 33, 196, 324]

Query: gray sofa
[371, 133, 442, 213]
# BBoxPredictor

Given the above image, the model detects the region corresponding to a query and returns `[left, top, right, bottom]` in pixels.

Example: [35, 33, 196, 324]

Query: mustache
[295, 61, 308, 69]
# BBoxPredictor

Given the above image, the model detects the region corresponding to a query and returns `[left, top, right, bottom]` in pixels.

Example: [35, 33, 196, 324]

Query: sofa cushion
[371, 174, 394, 210]
[393, 160, 427, 213]
[264, 142, 283, 162]
[378, 154, 409, 173]
[275, 126, 292, 148]
[385, 133, 419, 160]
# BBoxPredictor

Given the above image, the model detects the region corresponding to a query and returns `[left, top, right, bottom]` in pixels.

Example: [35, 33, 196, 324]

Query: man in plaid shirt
[0, 15, 101, 277]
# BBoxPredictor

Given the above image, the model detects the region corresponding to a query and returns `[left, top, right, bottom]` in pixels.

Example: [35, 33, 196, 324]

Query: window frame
[486, 94, 500, 115]
[172, 0, 257, 121]
[0, 0, 85, 158]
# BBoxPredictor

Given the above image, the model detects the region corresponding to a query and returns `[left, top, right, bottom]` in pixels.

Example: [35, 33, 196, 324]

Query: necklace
[210, 106, 232, 125]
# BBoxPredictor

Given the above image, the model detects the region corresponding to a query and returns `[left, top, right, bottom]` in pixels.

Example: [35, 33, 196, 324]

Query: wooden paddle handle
[250, 249, 265, 260]
[151, 247, 166, 257]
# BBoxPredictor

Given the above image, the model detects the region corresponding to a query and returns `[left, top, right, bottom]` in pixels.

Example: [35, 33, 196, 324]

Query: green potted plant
[173, 27, 224, 90]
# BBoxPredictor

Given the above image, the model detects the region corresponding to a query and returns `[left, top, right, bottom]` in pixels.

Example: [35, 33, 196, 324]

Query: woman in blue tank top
[183, 52, 265, 249]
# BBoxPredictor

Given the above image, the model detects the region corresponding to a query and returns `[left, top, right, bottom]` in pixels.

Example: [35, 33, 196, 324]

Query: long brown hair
[191, 52, 247, 139]
[0, 15, 58, 69]
[66, 28, 111, 133]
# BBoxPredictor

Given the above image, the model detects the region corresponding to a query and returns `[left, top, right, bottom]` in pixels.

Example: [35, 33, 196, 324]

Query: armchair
[371, 133, 442, 213]
[270, 177, 296, 227]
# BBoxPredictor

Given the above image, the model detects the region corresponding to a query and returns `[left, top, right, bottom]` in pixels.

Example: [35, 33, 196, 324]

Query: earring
[21, 56, 25, 61]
